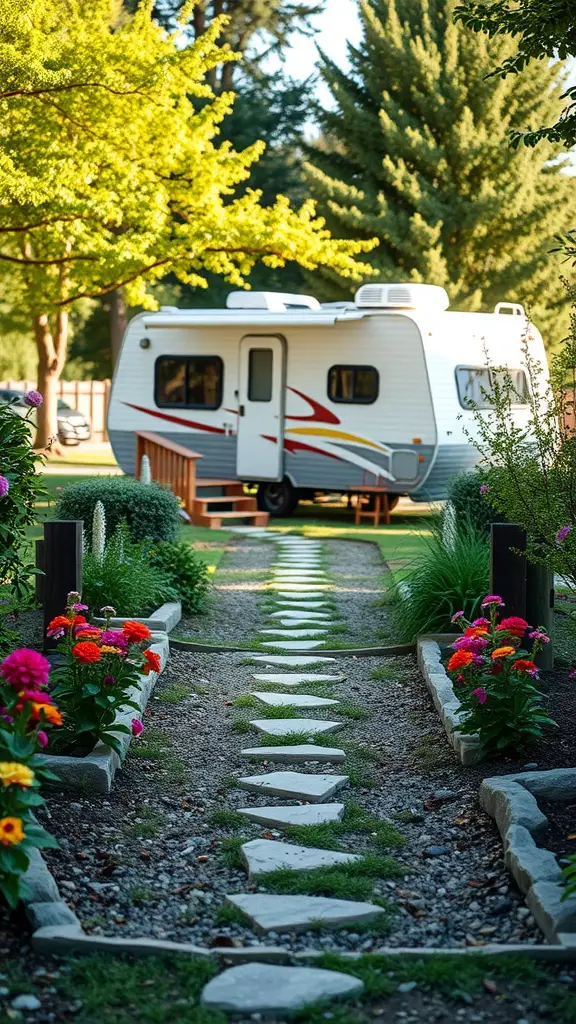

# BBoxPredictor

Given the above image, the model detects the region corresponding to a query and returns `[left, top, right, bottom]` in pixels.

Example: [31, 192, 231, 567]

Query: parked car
[0, 389, 91, 445]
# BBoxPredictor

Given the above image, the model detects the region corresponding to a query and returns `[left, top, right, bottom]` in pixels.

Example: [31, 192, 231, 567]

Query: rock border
[480, 769, 576, 942]
[38, 632, 170, 794]
[417, 636, 482, 765]
[21, 848, 83, 935]
[94, 600, 181, 633]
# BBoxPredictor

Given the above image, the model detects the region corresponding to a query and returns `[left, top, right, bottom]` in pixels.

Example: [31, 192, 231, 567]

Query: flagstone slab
[260, 640, 326, 651]
[226, 893, 385, 934]
[269, 584, 331, 591]
[241, 744, 346, 764]
[251, 691, 339, 708]
[252, 673, 343, 685]
[275, 601, 331, 609]
[273, 619, 335, 629]
[272, 571, 328, 577]
[241, 838, 360, 878]
[272, 562, 324, 568]
[273, 592, 332, 600]
[251, 656, 336, 666]
[237, 803, 345, 826]
[259, 628, 328, 638]
[201, 962, 364, 1014]
[237, 770, 349, 802]
[269, 610, 331, 619]
[250, 718, 342, 737]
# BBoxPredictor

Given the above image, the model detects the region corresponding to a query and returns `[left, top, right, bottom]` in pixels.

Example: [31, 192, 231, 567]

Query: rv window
[455, 366, 529, 409]
[155, 356, 223, 409]
[328, 365, 379, 404]
[248, 348, 273, 402]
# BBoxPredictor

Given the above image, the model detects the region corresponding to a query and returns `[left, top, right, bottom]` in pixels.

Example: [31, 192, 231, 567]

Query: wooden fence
[0, 379, 111, 442]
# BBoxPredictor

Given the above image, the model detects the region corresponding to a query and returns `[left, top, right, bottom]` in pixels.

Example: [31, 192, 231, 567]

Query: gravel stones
[237, 770, 349, 801]
[200, 962, 364, 1015]
[241, 744, 346, 763]
[237, 804, 345, 827]
[250, 718, 342, 737]
[227, 893, 386, 933]
[240, 838, 360, 877]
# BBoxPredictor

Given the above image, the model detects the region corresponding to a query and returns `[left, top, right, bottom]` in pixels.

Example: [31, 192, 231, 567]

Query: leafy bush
[83, 524, 177, 617]
[446, 598, 556, 754]
[390, 518, 490, 641]
[151, 541, 211, 613]
[55, 476, 180, 544]
[0, 396, 45, 602]
[448, 469, 494, 537]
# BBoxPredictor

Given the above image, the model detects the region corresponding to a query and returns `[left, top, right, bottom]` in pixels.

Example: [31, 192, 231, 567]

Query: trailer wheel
[257, 479, 298, 517]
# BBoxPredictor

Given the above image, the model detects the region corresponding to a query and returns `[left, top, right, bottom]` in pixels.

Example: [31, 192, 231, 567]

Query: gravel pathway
[34, 531, 545, 962]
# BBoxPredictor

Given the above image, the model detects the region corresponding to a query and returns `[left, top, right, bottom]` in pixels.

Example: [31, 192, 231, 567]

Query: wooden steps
[192, 479, 269, 529]
[194, 510, 270, 530]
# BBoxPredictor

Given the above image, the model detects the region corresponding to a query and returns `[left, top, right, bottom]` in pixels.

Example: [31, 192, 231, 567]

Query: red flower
[47, 615, 71, 634]
[122, 621, 151, 643]
[464, 626, 489, 638]
[142, 649, 161, 676]
[72, 641, 102, 664]
[447, 650, 474, 672]
[496, 616, 529, 638]
[512, 659, 538, 674]
[72, 615, 87, 627]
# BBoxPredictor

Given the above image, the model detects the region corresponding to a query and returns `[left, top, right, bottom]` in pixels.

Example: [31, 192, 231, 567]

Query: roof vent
[355, 283, 450, 312]
[226, 291, 320, 312]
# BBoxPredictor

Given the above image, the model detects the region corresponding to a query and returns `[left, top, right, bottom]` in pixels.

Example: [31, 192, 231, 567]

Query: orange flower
[464, 626, 489, 638]
[72, 614, 87, 626]
[447, 650, 474, 671]
[47, 615, 71, 632]
[122, 620, 151, 643]
[33, 703, 63, 726]
[72, 641, 102, 664]
[142, 649, 161, 675]
[512, 659, 538, 674]
[0, 817, 24, 846]
[74, 627, 102, 640]
[491, 646, 516, 659]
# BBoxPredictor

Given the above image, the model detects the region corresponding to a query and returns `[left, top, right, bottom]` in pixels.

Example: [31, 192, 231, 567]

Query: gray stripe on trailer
[109, 429, 237, 478]
[412, 444, 481, 501]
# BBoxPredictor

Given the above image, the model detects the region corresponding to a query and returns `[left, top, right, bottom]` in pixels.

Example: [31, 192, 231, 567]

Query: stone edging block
[480, 769, 576, 942]
[94, 601, 181, 633]
[417, 638, 482, 765]
[21, 849, 83, 935]
[37, 632, 170, 794]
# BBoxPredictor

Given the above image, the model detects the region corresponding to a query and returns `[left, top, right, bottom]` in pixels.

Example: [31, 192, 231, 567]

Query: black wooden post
[526, 561, 554, 669]
[43, 520, 83, 652]
[35, 539, 45, 604]
[490, 523, 527, 619]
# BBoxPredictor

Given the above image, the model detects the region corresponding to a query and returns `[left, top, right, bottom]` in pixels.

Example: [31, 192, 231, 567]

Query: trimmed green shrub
[56, 476, 180, 543]
[448, 469, 494, 537]
[151, 541, 210, 614]
[389, 517, 490, 641]
[83, 524, 177, 616]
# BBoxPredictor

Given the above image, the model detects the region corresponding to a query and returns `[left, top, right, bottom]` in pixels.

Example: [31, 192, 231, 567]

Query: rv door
[236, 335, 286, 480]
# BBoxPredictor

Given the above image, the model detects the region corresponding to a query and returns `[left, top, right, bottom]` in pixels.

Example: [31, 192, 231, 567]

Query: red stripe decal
[286, 386, 340, 425]
[123, 402, 226, 434]
[262, 435, 342, 461]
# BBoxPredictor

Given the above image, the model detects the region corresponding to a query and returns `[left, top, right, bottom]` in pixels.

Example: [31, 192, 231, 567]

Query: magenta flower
[472, 687, 487, 705]
[101, 630, 128, 649]
[528, 630, 550, 644]
[18, 690, 53, 704]
[453, 635, 489, 653]
[1, 649, 50, 689]
[72, 603, 89, 612]
[36, 731, 48, 748]
[24, 390, 43, 407]
[481, 594, 504, 609]
[131, 718, 144, 736]
[103, 675, 115, 686]
[479, 485, 489, 495]
[0, 475, 9, 498]
[471, 617, 490, 628]
[451, 610, 465, 623]
[556, 525, 572, 544]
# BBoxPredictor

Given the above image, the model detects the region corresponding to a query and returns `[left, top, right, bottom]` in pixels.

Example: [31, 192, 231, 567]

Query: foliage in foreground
[446, 597, 556, 754]
[56, 476, 181, 545]
[151, 541, 211, 614]
[389, 518, 490, 642]
[83, 524, 178, 618]
[447, 469, 494, 538]
[0, 397, 44, 605]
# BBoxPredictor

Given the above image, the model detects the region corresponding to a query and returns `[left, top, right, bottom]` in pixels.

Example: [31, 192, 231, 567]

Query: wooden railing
[135, 431, 203, 515]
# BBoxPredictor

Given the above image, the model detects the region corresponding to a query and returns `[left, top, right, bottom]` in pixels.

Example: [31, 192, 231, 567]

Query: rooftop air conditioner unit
[355, 283, 450, 312]
[226, 291, 321, 312]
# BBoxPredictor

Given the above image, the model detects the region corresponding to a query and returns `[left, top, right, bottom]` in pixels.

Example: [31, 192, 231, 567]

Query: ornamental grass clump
[82, 523, 178, 617]
[446, 595, 557, 754]
[47, 594, 159, 757]
[0, 647, 60, 908]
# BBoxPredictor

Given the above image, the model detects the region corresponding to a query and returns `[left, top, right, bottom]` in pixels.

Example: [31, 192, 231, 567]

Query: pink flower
[479, 485, 489, 494]
[24, 390, 43, 407]
[529, 630, 550, 644]
[131, 719, 144, 737]
[100, 630, 128, 649]
[556, 525, 572, 544]
[72, 603, 88, 612]
[481, 595, 504, 609]
[36, 731, 48, 748]
[453, 635, 489, 653]
[0, 476, 9, 498]
[472, 687, 487, 705]
[103, 675, 115, 686]
[451, 610, 465, 623]
[471, 617, 490, 628]
[17, 690, 53, 705]
[1, 649, 50, 689]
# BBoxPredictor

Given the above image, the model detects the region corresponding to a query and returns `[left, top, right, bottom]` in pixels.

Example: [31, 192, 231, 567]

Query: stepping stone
[201, 962, 364, 1014]
[251, 691, 339, 708]
[241, 744, 346, 764]
[251, 656, 336, 666]
[260, 640, 326, 651]
[250, 718, 342, 737]
[272, 562, 323, 567]
[241, 838, 360, 878]
[276, 601, 330, 609]
[237, 803, 345, 827]
[272, 570, 327, 577]
[269, 610, 332, 620]
[269, 583, 331, 591]
[259, 628, 328, 638]
[252, 673, 343, 685]
[227, 893, 385, 934]
[273, 619, 334, 629]
[274, 592, 332, 600]
[237, 770, 349, 802]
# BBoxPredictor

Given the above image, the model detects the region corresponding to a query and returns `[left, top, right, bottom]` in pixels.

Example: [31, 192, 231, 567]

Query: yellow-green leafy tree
[0, 0, 375, 447]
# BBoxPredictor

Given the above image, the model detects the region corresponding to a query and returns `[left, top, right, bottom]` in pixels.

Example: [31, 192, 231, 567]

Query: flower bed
[417, 636, 482, 765]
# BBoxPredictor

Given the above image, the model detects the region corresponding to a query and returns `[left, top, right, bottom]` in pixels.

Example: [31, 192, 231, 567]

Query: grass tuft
[284, 801, 405, 852]
[157, 683, 190, 703]
[255, 853, 404, 901]
[208, 809, 246, 829]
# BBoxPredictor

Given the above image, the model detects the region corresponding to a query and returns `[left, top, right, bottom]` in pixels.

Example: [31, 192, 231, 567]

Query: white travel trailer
[108, 283, 546, 515]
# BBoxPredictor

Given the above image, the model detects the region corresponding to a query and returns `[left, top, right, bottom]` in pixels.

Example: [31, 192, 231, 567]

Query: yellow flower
[100, 645, 122, 655]
[0, 762, 34, 788]
[0, 817, 25, 846]
[491, 646, 516, 659]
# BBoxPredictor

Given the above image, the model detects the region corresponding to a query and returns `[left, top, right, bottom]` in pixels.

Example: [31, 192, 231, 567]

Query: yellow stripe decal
[286, 426, 388, 454]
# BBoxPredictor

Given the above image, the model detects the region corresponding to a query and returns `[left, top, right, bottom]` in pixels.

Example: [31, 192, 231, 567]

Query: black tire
[257, 479, 299, 517]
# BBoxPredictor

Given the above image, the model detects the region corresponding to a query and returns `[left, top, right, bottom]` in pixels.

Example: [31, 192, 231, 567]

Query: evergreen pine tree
[305, 0, 573, 344]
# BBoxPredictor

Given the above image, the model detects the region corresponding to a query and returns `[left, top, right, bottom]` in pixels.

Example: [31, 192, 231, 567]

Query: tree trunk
[109, 289, 127, 367]
[34, 311, 68, 449]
